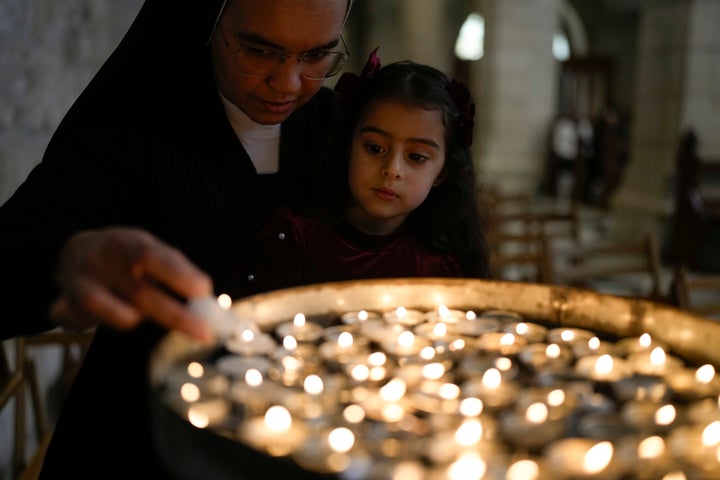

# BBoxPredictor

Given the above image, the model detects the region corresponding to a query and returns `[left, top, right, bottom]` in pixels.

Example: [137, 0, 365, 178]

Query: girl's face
[346, 100, 447, 235]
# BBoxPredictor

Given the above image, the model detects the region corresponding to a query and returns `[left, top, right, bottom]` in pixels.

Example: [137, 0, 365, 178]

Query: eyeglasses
[218, 24, 349, 81]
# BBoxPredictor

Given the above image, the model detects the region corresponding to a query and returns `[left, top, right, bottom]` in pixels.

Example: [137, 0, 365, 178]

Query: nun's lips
[260, 99, 295, 115]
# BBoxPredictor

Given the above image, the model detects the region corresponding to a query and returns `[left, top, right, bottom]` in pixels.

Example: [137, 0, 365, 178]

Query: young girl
[225, 50, 490, 298]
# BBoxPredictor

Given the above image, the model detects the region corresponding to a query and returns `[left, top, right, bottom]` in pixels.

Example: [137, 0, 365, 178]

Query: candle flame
[465, 310, 477, 320]
[638, 435, 665, 459]
[395, 306, 407, 319]
[655, 404, 676, 426]
[380, 378, 407, 402]
[421, 346, 436, 360]
[187, 362, 204, 378]
[639, 333, 652, 348]
[368, 352, 387, 366]
[506, 459, 540, 480]
[438, 304, 450, 319]
[460, 397, 483, 416]
[350, 364, 370, 382]
[342, 404, 365, 423]
[455, 419, 483, 446]
[495, 357, 513, 371]
[241, 329, 255, 342]
[293, 313, 306, 327]
[381, 403, 405, 422]
[433, 322, 448, 337]
[546, 344, 561, 359]
[357, 310, 368, 321]
[282, 335, 297, 350]
[500, 333, 516, 346]
[595, 354, 614, 375]
[187, 407, 210, 428]
[526, 402, 548, 423]
[439, 382, 461, 400]
[180, 382, 201, 402]
[337, 331, 354, 348]
[217, 293, 232, 309]
[422, 362, 446, 380]
[264, 405, 292, 432]
[515, 322, 529, 335]
[702, 421, 720, 446]
[650, 347, 666, 366]
[303, 374, 324, 395]
[481, 368, 502, 389]
[560, 329, 576, 342]
[328, 427, 354, 453]
[696, 364, 716, 384]
[245, 368, 263, 387]
[583, 441, 613, 473]
[588, 336, 600, 350]
[398, 330, 415, 347]
[447, 453, 487, 480]
[547, 389, 566, 406]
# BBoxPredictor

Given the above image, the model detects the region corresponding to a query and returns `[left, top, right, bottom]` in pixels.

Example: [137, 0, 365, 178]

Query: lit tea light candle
[185, 396, 231, 428]
[615, 332, 667, 357]
[476, 332, 526, 356]
[668, 420, 720, 473]
[615, 434, 676, 479]
[458, 355, 519, 382]
[239, 405, 308, 457]
[516, 387, 579, 421]
[575, 354, 630, 382]
[319, 328, 368, 363]
[384, 306, 425, 326]
[572, 336, 617, 358]
[628, 346, 683, 376]
[545, 438, 620, 478]
[215, 355, 272, 378]
[620, 400, 678, 433]
[577, 411, 638, 442]
[664, 363, 720, 401]
[547, 327, 596, 347]
[503, 321, 548, 344]
[275, 313, 323, 342]
[500, 401, 567, 449]
[517, 343, 573, 371]
[383, 329, 429, 357]
[225, 327, 276, 356]
[611, 373, 670, 403]
[462, 367, 519, 410]
[454, 315, 500, 337]
[424, 304, 466, 324]
[341, 309, 381, 325]
[291, 426, 356, 474]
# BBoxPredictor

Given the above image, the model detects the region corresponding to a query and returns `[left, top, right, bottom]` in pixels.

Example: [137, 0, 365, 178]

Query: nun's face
[210, 0, 347, 125]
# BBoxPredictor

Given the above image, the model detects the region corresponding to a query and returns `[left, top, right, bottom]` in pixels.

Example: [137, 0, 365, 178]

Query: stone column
[613, 0, 720, 240]
[470, 0, 562, 195]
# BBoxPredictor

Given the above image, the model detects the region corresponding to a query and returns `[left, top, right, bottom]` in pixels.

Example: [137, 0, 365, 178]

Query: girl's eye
[364, 144, 385, 155]
[408, 152, 429, 163]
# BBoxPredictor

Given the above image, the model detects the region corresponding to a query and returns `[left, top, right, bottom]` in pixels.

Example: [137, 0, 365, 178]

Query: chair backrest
[669, 265, 720, 319]
[554, 232, 664, 300]
[489, 230, 554, 284]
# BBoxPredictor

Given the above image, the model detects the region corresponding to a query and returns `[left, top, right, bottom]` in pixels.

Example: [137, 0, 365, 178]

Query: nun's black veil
[30, 1, 339, 478]
[49, 0, 225, 136]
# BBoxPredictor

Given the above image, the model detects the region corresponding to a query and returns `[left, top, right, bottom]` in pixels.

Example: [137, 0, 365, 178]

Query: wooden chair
[554, 232, 664, 300]
[1, 328, 94, 479]
[669, 266, 720, 319]
[489, 230, 554, 284]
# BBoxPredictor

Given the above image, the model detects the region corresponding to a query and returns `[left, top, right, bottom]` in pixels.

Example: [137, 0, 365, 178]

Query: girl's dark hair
[315, 60, 490, 278]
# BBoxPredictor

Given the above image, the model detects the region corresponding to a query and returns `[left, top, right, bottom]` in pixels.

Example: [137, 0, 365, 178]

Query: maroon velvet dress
[227, 207, 463, 299]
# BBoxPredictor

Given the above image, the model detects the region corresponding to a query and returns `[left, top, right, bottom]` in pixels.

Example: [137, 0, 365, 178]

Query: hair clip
[448, 78, 475, 148]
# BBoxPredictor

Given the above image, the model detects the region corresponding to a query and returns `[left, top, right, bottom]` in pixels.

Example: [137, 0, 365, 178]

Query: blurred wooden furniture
[668, 129, 720, 271]
[669, 266, 720, 319]
[489, 231, 554, 284]
[554, 232, 664, 301]
[1, 329, 94, 479]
